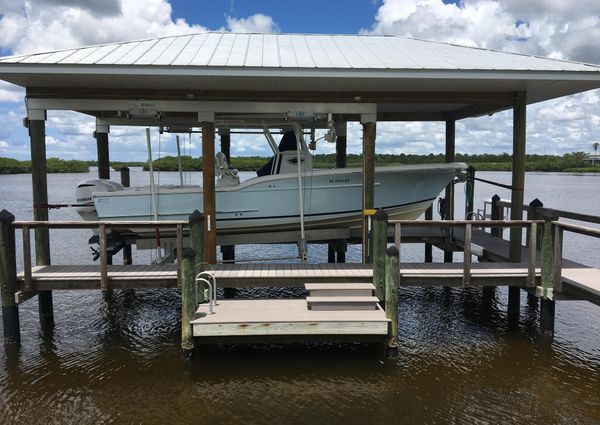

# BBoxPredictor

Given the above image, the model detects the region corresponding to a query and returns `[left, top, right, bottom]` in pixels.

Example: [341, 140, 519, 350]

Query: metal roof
[1, 32, 600, 122]
[1, 32, 598, 72]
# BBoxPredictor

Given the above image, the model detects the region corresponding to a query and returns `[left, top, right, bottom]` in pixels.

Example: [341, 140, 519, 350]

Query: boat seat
[215, 152, 240, 187]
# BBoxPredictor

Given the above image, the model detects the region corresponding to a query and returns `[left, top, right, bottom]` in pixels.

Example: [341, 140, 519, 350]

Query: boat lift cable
[176, 135, 184, 187]
[146, 128, 160, 260]
[293, 123, 307, 262]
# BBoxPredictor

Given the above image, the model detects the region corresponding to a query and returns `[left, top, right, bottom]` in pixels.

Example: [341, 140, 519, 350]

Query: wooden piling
[180, 247, 196, 352]
[0, 210, 20, 344]
[510, 91, 527, 262]
[424, 206, 433, 263]
[189, 210, 205, 304]
[29, 118, 54, 327]
[528, 198, 544, 250]
[120, 167, 132, 265]
[444, 120, 455, 263]
[202, 122, 217, 264]
[539, 209, 559, 332]
[219, 127, 231, 162]
[465, 166, 476, 219]
[384, 246, 399, 356]
[335, 119, 347, 169]
[361, 120, 376, 263]
[95, 130, 110, 180]
[372, 209, 388, 303]
[490, 194, 502, 237]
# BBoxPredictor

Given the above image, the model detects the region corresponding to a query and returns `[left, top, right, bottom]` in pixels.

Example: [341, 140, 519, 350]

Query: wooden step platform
[306, 296, 380, 311]
[305, 283, 375, 297]
[190, 299, 389, 339]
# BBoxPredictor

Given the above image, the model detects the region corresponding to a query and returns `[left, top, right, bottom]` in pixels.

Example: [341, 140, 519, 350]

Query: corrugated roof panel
[59, 46, 100, 64]
[114, 40, 157, 65]
[262, 34, 280, 67]
[171, 33, 208, 65]
[152, 35, 193, 65]
[317, 35, 351, 68]
[391, 38, 451, 69]
[96, 42, 138, 65]
[135, 37, 177, 65]
[290, 35, 316, 68]
[277, 34, 298, 68]
[362, 37, 417, 68]
[245, 34, 264, 67]
[226, 33, 250, 67]
[330, 36, 371, 68]
[18, 52, 55, 64]
[190, 32, 222, 66]
[37, 49, 78, 64]
[77, 44, 121, 64]
[209, 33, 237, 66]
[305, 36, 334, 68]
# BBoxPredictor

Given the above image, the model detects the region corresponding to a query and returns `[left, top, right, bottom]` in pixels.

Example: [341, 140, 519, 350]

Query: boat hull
[88, 163, 465, 234]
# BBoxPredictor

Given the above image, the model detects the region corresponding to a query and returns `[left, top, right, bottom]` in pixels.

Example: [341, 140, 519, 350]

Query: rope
[473, 176, 513, 190]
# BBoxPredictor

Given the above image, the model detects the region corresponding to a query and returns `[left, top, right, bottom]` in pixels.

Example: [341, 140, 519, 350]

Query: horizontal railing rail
[387, 219, 541, 287]
[15, 220, 189, 292]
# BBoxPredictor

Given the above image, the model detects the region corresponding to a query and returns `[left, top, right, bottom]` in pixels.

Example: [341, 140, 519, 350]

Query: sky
[0, 0, 599, 161]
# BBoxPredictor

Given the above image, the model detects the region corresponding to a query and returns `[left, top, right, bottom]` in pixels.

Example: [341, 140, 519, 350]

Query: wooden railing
[13, 220, 188, 290]
[388, 219, 543, 286]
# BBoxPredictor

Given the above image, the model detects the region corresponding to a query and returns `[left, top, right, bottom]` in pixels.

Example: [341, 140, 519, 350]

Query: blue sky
[0, 0, 599, 161]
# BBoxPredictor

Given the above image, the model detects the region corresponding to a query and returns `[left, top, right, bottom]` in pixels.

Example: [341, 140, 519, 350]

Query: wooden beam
[202, 121, 217, 264]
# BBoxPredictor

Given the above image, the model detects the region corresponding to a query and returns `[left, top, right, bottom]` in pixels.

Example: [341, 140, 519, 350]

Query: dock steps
[306, 296, 379, 311]
[305, 283, 375, 297]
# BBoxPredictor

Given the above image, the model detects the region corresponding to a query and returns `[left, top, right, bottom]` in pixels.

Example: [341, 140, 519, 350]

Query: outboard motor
[75, 179, 124, 220]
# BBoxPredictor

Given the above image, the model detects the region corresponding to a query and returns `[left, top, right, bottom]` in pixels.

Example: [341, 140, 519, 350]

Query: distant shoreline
[1, 154, 598, 174]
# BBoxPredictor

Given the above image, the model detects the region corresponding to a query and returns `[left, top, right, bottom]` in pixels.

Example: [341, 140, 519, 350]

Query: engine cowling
[75, 179, 124, 220]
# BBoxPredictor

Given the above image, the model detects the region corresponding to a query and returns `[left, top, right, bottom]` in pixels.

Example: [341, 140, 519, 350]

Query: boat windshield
[256, 131, 297, 176]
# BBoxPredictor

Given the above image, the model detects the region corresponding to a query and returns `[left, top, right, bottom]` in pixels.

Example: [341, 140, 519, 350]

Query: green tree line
[1, 152, 596, 174]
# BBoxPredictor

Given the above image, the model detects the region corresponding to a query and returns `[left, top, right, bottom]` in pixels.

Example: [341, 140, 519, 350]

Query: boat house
[0, 32, 599, 345]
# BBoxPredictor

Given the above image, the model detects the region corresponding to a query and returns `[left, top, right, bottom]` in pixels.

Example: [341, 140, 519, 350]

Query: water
[1, 170, 599, 424]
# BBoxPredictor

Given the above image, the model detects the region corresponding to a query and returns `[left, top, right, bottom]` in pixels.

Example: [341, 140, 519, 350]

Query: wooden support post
[202, 122, 217, 264]
[189, 210, 205, 304]
[98, 223, 108, 291]
[384, 246, 399, 357]
[29, 118, 54, 327]
[465, 166, 476, 220]
[221, 245, 236, 298]
[120, 167, 132, 265]
[372, 209, 388, 303]
[490, 194, 502, 237]
[553, 225, 564, 293]
[424, 206, 433, 263]
[327, 242, 336, 264]
[444, 120, 455, 263]
[462, 223, 472, 286]
[180, 247, 196, 353]
[336, 239, 347, 263]
[0, 210, 20, 344]
[539, 210, 558, 332]
[335, 119, 347, 169]
[528, 198, 544, 249]
[361, 119, 376, 263]
[510, 91, 527, 262]
[95, 130, 110, 180]
[219, 128, 231, 162]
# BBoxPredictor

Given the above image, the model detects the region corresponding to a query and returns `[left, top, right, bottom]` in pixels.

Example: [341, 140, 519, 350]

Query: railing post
[189, 210, 205, 304]
[462, 223, 472, 286]
[384, 245, 399, 357]
[181, 247, 196, 353]
[490, 194, 502, 237]
[539, 209, 559, 333]
[553, 225, 564, 293]
[424, 205, 433, 262]
[0, 210, 20, 344]
[372, 209, 388, 303]
[465, 166, 475, 219]
[99, 223, 108, 291]
[528, 198, 544, 249]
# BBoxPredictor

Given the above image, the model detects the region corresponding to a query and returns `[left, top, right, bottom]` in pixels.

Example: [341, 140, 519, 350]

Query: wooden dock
[15, 261, 541, 295]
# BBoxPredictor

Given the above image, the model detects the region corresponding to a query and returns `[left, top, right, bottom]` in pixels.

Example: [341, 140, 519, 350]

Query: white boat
[75, 126, 466, 236]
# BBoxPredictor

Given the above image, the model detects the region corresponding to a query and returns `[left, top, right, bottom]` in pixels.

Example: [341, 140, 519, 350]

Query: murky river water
[0, 169, 599, 424]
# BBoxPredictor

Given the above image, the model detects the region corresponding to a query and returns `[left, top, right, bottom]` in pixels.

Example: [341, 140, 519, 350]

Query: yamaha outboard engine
[75, 179, 124, 221]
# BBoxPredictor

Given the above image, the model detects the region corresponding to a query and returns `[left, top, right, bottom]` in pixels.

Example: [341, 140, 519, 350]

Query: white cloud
[226, 13, 280, 33]
[0, 82, 24, 103]
[0, 0, 209, 55]
[0, 140, 9, 149]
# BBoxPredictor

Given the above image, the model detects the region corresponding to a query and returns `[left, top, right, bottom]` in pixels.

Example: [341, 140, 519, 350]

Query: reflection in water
[0, 171, 599, 423]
